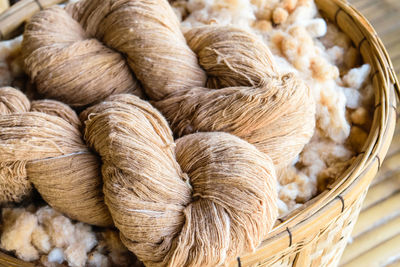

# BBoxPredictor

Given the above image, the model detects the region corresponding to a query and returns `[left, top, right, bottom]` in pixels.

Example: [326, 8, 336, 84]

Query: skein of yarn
[82, 94, 278, 266]
[154, 26, 315, 168]
[22, 6, 143, 107]
[0, 87, 112, 226]
[22, 0, 316, 168]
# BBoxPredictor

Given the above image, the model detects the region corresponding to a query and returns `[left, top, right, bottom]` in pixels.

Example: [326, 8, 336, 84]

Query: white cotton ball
[276, 198, 289, 217]
[305, 18, 327, 38]
[343, 64, 371, 90]
[351, 107, 369, 126]
[287, 4, 317, 24]
[326, 46, 345, 65]
[15, 245, 39, 262]
[273, 7, 289, 24]
[317, 82, 350, 143]
[0, 209, 39, 262]
[279, 183, 299, 203]
[32, 225, 52, 254]
[343, 87, 362, 109]
[45, 215, 76, 248]
[65, 243, 87, 267]
[74, 223, 97, 252]
[0, 36, 22, 61]
[35, 206, 59, 225]
[48, 248, 65, 264]
[186, 0, 208, 12]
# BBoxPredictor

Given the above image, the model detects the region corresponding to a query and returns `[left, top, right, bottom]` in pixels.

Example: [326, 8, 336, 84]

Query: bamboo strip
[386, 259, 400, 267]
[342, 235, 400, 267]
[387, 133, 400, 157]
[341, 215, 400, 264]
[351, 192, 400, 238]
[371, 152, 400, 185]
[0, 0, 65, 39]
[362, 172, 400, 210]
[0, 0, 9, 14]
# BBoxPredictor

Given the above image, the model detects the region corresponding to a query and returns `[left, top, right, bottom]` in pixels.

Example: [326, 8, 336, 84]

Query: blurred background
[341, 0, 400, 266]
[0, 0, 399, 266]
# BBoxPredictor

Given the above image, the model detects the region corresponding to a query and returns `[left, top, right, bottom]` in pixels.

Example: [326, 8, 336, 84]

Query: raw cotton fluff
[81, 94, 278, 266]
[0, 87, 112, 226]
[1, 206, 135, 267]
[0, 36, 23, 87]
[0, 208, 39, 261]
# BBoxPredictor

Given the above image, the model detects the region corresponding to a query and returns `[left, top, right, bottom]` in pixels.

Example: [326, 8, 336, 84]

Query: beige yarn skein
[81, 94, 278, 266]
[22, 6, 143, 107]
[0, 87, 112, 226]
[22, 0, 207, 106]
[155, 26, 316, 168]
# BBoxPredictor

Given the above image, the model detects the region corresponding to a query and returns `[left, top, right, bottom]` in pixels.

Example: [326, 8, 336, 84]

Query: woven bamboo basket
[0, 0, 398, 266]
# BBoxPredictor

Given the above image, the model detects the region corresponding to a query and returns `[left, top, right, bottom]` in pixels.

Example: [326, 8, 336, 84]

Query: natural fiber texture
[155, 26, 316, 167]
[30, 99, 82, 130]
[22, 0, 207, 105]
[0, 87, 112, 226]
[0, 86, 30, 114]
[82, 94, 278, 266]
[22, 6, 142, 107]
[67, 0, 206, 101]
[0, 0, 398, 266]
[0, 87, 32, 204]
[22, 0, 315, 168]
[0, 87, 278, 265]
[184, 26, 277, 89]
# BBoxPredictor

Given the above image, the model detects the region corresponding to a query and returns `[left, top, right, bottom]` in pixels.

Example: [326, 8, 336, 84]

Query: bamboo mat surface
[341, 1, 400, 266]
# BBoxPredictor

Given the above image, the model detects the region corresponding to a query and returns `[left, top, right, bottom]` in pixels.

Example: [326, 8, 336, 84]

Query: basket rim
[0, 0, 398, 266]
[240, 0, 399, 264]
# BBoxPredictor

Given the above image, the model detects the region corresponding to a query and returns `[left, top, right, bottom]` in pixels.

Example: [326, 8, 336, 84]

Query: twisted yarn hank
[0, 87, 112, 226]
[82, 94, 278, 266]
[22, 6, 142, 107]
[154, 26, 316, 167]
